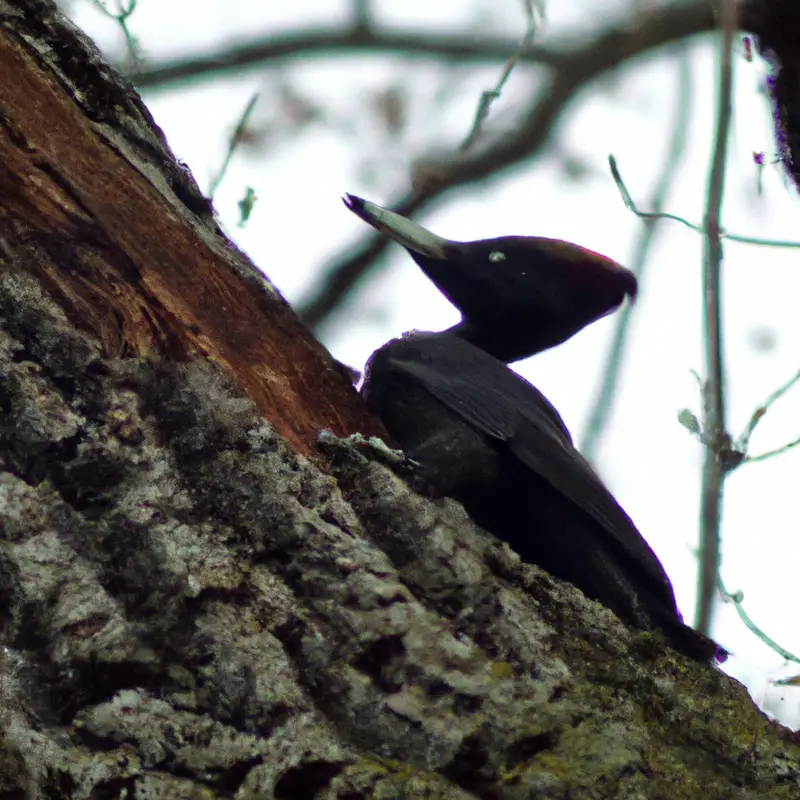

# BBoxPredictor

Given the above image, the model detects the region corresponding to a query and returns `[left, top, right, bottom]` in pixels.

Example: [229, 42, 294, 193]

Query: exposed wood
[0, 9, 382, 459]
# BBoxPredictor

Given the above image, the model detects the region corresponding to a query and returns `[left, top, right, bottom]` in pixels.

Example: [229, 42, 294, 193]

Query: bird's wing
[382, 333, 573, 445]
[392, 347, 676, 606]
[505, 415, 675, 601]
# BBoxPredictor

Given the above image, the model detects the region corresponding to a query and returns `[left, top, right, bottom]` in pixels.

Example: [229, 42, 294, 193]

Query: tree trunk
[0, 2, 798, 798]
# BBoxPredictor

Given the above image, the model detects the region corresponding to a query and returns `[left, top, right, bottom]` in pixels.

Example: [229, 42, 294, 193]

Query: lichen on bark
[0, 0, 799, 796]
[0, 267, 798, 798]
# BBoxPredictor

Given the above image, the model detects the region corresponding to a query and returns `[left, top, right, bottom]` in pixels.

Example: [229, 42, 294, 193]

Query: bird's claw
[318, 430, 419, 469]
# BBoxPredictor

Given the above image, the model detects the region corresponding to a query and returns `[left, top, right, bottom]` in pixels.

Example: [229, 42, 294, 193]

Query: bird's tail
[662, 617, 728, 664]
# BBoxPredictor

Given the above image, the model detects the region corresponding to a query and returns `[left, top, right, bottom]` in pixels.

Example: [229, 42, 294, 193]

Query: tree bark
[0, 1, 798, 798]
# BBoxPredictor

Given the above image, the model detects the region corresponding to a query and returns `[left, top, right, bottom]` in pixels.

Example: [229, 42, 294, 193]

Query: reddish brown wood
[0, 27, 383, 458]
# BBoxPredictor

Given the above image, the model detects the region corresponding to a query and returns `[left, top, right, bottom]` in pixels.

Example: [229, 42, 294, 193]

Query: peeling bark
[0, 1, 799, 798]
[0, 0, 381, 459]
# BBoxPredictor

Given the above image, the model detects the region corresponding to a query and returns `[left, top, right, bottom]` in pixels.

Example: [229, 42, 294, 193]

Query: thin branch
[460, 1, 542, 151]
[695, 0, 737, 636]
[719, 577, 800, 664]
[90, 0, 141, 67]
[736, 368, 800, 453]
[352, 0, 371, 31]
[581, 49, 692, 462]
[299, 1, 719, 331]
[208, 93, 260, 201]
[609, 156, 800, 250]
[744, 436, 800, 463]
[129, 3, 717, 93]
[679, 368, 800, 469]
[735, 367, 800, 466]
[132, 30, 561, 92]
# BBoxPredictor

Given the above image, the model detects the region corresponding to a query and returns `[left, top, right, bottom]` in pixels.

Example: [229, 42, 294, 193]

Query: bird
[344, 194, 724, 663]
[343, 194, 637, 362]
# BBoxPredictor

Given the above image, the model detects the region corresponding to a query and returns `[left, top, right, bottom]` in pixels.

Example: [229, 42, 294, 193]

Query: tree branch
[131, 28, 564, 91]
[2, 4, 800, 793]
[130, 2, 718, 92]
[581, 49, 693, 462]
[459, 1, 542, 151]
[299, 1, 719, 331]
[695, 0, 737, 636]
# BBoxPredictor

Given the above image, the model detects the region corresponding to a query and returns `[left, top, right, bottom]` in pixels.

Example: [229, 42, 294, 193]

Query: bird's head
[344, 194, 636, 362]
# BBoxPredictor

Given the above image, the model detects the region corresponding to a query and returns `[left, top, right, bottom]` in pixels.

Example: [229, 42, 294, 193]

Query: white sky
[72, 0, 800, 725]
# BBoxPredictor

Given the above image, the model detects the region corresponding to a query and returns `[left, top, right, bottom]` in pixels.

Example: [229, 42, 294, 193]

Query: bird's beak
[343, 194, 449, 260]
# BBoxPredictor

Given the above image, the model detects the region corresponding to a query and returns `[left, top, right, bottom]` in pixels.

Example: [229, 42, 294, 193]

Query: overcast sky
[72, 0, 800, 725]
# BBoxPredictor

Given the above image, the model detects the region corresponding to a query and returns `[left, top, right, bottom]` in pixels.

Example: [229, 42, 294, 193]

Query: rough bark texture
[1, 272, 799, 799]
[0, 1, 799, 798]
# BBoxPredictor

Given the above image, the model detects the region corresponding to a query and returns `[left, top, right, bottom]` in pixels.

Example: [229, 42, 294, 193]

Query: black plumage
[344, 194, 637, 362]
[345, 194, 724, 662]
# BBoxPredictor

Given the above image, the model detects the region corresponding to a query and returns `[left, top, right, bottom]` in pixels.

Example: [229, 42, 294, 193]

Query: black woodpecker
[344, 194, 724, 663]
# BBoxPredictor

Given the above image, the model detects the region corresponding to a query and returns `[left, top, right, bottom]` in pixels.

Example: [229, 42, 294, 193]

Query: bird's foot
[345, 432, 410, 465]
[318, 430, 419, 469]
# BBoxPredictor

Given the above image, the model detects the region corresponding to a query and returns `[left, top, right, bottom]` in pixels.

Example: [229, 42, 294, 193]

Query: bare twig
[352, 0, 371, 31]
[132, 29, 561, 91]
[129, 3, 717, 92]
[736, 368, 800, 453]
[609, 156, 800, 250]
[208, 93, 260, 201]
[736, 368, 800, 465]
[90, 0, 141, 66]
[460, 1, 542, 151]
[300, 2, 718, 330]
[719, 578, 800, 663]
[745, 436, 800, 463]
[581, 49, 692, 461]
[695, 0, 737, 636]
[681, 367, 800, 468]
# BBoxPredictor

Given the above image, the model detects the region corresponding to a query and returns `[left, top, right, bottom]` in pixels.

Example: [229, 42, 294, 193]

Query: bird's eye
[489, 251, 506, 263]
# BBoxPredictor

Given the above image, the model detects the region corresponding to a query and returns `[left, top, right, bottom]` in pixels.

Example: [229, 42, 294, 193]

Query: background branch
[607, 155, 800, 249]
[208, 92, 259, 200]
[719, 578, 800, 663]
[695, 0, 737, 636]
[459, 1, 541, 151]
[124, 0, 797, 339]
[130, 3, 717, 92]
[581, 49, 692, 462]
[736, 368, 800, 455]
[120, 0, 800, 653]
[298, 2, 718, 331]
